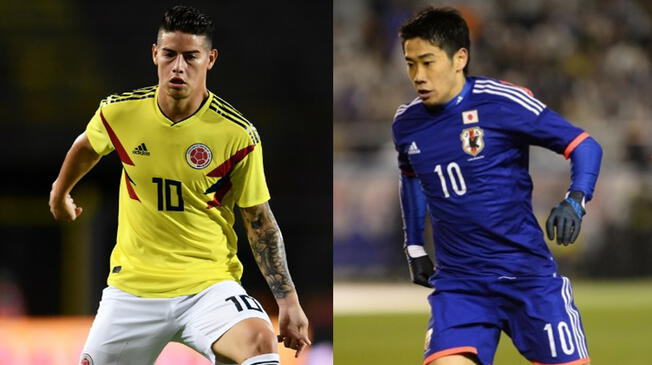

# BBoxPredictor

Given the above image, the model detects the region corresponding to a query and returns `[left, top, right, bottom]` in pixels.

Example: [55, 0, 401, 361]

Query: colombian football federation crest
[186, 143, 213, 169]
[460, 126, 485, 156]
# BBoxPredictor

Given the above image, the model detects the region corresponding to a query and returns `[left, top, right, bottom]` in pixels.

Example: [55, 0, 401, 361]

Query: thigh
[81, 286, 176, 365]
[174, 280, 273, 364]
[498, 276, 590, 364]
[425, 278, 501, 365]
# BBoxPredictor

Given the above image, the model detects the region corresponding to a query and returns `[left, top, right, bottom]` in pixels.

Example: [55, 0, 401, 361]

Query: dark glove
[404, 245, 434, 288]
[546, 191, 586, 246]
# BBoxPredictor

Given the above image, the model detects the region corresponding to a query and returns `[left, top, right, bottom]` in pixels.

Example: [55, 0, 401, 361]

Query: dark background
[0, 0, 332, 342]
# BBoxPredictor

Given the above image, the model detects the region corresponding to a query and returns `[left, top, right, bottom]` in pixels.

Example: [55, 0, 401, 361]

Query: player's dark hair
[399, 7, 471, 74]
[158, 5, 214, 48]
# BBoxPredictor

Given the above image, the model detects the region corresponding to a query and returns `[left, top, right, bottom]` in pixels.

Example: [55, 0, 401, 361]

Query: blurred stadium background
[334, 0, 652, 363]
[0, 1, 332, 364]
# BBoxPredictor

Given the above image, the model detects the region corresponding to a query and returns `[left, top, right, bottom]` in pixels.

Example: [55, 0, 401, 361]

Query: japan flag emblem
[462, 109, 479, 124]
[460, 126, 485, 156]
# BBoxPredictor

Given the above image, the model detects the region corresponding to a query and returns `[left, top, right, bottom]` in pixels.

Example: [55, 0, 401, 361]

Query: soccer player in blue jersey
[392, 7, 601, 365]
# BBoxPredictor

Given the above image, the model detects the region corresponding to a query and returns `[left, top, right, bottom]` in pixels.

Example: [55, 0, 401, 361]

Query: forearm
[399, 173, 426, 246]
[568, 136, 602, 201]
[400, 174, 433, 286]
[240, 202, 296, 304]
[52, 133, 101, 198]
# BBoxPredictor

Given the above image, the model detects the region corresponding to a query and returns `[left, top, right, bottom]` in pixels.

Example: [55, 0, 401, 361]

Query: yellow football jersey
[85, 85, 270, 297]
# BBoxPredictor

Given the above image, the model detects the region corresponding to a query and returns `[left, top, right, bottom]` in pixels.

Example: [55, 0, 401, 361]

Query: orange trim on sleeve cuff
[533, 357, 590, 365]
[423, 346, 478, 365]
[563, 132, 590, 160]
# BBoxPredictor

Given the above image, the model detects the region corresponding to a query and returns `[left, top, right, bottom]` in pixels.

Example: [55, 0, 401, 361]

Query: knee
[211, 318, 279, 363]
[247, 328, 277, 355]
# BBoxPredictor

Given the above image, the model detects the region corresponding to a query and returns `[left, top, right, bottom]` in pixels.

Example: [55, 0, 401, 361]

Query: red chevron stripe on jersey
[100, 110, 134, 166]
[204, 145, 254, 208]
[206, 145, 255, 177]
[124, 170, 140, 201]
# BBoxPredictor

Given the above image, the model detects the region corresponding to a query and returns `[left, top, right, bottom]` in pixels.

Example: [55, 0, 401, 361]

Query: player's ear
[207, 48, 218, 70]
[152, 44, 158, 66]
[454, 48, 468, 72]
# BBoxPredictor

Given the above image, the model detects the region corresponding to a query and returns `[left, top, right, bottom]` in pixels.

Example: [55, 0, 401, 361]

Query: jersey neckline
[421, 77, 473, 115]
[153, 87, 213, 127]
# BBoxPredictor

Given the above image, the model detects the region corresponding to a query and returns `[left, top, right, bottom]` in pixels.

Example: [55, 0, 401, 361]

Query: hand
[277, 299, 311, 357]
[546, 192, 585, 246]
[404, 245, 434, 288]
[49, 189, 83, 222]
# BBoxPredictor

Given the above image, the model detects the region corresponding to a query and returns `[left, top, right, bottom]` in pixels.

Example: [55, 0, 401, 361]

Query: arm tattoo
[240, 202, 295, 299]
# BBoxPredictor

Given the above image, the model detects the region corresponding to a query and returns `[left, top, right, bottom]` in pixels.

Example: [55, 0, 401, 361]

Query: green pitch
[334, 280, 652, 364]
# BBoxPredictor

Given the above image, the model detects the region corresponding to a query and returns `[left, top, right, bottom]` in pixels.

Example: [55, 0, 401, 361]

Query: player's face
[152, 31, 218, 100]
[404, 37, 467, 107]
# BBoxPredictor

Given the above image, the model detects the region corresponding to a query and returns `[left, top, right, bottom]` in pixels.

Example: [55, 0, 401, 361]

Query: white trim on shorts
[561, 276, 589, 359]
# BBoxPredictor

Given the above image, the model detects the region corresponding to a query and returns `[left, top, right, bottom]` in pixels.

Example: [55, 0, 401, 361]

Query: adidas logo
[407, 141, 421, 155]
[132, 143, 150, 156]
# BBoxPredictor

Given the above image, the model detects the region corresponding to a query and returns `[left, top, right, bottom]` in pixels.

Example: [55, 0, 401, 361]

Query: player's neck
[158, 88, 209, 123]
[426, 76, 469, 113]
[445, 74, 467, 103]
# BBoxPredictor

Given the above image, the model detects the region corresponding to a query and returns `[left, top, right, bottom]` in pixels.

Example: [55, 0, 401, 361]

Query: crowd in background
[334, 0, 652, 280]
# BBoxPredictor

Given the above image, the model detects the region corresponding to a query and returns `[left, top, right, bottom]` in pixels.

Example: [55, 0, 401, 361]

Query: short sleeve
[232, 141, 270, 208]
[501, 106, 584, 155]
[85, 106, 115, 156]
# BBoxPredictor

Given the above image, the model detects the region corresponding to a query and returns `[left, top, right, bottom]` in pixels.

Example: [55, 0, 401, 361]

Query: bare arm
[240, 202, 295, 300]
[49, 132, 101, 221]
[240, 202, 311, 355]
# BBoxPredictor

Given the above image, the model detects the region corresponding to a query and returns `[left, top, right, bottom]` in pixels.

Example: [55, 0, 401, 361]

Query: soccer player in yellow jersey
[48, 5, 310, 365]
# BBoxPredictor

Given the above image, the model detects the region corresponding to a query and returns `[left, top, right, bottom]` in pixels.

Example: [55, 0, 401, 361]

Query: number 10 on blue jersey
[434, 162, 467, 198]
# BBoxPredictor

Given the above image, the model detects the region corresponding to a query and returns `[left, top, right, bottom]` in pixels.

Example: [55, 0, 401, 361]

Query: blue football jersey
[392, 76, 586, 277]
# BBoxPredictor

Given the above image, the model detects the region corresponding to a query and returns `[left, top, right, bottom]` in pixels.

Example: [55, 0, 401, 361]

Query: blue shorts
[423, 274, 589, 365]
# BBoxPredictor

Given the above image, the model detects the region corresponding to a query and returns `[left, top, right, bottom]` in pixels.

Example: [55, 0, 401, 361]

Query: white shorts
[80, 280, 272, 365]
